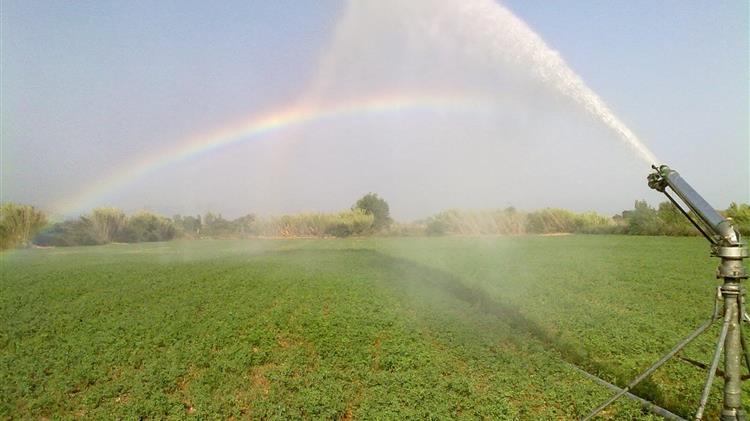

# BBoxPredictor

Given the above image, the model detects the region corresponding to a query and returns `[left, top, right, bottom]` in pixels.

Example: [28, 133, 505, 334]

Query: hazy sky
[2, 1, 747, 220]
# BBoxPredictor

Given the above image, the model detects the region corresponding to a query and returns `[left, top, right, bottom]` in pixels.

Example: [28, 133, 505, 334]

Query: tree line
[0, 193, 392, 249]
[414, 201, 750, 236]
[1, 196, 749, 250]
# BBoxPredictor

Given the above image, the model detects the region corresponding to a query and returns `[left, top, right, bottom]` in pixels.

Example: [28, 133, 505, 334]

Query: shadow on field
[372, 252, 667, 409]
[269, 247, 670, 414]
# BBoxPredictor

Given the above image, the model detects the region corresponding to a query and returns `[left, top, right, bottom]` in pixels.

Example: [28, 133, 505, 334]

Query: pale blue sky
[1, 1, 747, 219]
[504, 1, 748, 200]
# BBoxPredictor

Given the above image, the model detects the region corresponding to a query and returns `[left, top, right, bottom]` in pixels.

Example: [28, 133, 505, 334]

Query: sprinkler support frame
[584, 165, 748, 421]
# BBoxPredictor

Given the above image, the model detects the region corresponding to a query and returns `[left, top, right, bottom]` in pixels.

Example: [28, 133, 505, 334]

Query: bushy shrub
[1, 203, 48, 249]
[125, 212, 176, 242]
[342, 209, 376, 235]
[36, 210, 175, 246]
[421, 208, 526, 236]
[353, 193, 392, 231]
[622, 200, 661, 235]
[525, 208, 579, 234]
[325, 223, 353, 238]
[23, 198, 750, 247]
[35, 219, 99, 247]
[256, 210, 373, 238]
[173, 215, 202, 238]
[90, 207, 127, 243]
[725, 202, 750, 236]
[232, 214, 257, 236]
[201, 213, 235, 237]
[574, 212, 618, 234]
[273, 213, 330, 237]
[655, 202, 695, 236]
[425, 217, 450, 236]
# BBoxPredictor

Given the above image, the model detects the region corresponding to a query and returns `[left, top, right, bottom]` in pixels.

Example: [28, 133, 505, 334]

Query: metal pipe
[663, 190, 716, 245]
[583, 318, 715, 421]
[638, 165, 748, 419]
[569, 364, 687, 421]
[722, 287, 744, 420]
[663, 170, 728, 236]
[649, 165, 740, 245]
[739, 297, 750, 377]
[695, 303, 732, 420]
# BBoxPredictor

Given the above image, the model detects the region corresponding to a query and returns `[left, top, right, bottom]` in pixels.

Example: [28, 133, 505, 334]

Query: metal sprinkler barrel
[584, 165, 748, 421]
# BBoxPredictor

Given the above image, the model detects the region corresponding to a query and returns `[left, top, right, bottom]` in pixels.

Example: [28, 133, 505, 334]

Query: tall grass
[253, 210, 374, 238]
[418, 207, 615, 236]
[0, 203, 47, 249]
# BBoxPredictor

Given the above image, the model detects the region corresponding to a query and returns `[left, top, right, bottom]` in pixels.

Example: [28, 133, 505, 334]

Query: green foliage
[256, 210, 373, 238]
[1, 237, 723, 419]
[655, 202, 695, 236]
[525, 208, 579, 233]
[19, 199, 750, 249]
[275, 213, 329, 237]
[323, 209, 374, 238]
[425, 214, 450, 236]
[616, 200, 722, 237]
[353, 193, 392, 231]
[123, 212, 177, 242]
[173, 215, 202, 238]
[35, 218, 100, 247]
[37, 210, 176, 246]
[200, 212, 235, 238]
[419, 207, 611, 236]
[195, 211, 371, 239]
[620, 200, 661, 235]
[324, 222, 354, 237]
[33, 208, 376, 246]
[413, 201, 750, 238]
[0, 203, 47, 249]
[89, 207, 127, 243]
[423, 208, 526, 236]
[232, 214, 257, 236]
[575, 211, 617, 234]
[725, 202, 750, 236]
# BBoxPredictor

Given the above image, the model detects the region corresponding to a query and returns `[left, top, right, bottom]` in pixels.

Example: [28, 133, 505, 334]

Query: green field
[1, 236, 746, 419]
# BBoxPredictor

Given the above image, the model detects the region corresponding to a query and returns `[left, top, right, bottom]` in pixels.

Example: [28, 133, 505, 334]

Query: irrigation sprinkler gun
[584, 165, 749, 421]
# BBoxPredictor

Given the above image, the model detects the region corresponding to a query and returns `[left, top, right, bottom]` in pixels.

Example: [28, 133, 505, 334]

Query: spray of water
[311, 0, 658, 166]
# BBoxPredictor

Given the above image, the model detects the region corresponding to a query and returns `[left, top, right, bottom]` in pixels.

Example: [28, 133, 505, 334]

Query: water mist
[310, 0, 658, 166]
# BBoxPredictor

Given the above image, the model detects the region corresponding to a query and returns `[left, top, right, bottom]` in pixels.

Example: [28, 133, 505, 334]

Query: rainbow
[53, 92, 495, 216]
